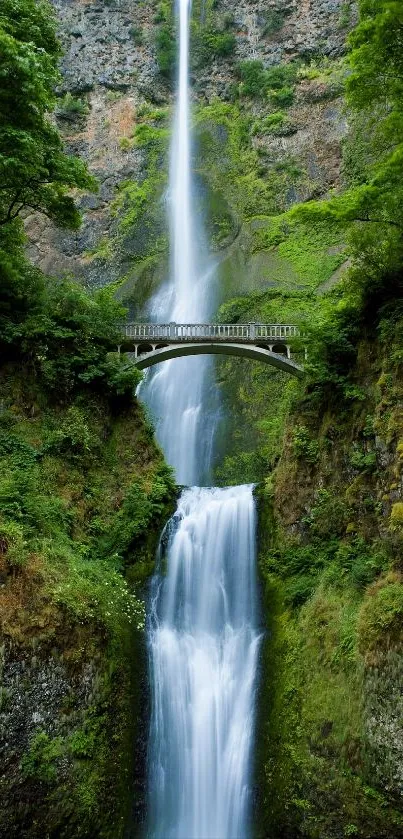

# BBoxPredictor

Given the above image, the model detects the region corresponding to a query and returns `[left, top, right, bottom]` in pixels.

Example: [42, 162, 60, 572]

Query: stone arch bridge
[121, 322, 306, 378]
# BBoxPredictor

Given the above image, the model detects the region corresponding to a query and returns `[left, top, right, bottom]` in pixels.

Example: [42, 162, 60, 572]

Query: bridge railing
[124, 322, 301, 342]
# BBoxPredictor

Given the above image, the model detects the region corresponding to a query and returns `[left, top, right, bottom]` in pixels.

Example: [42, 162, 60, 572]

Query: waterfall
[140, 0, 214, 486]
[142, 0, 262, 836]
[147, 487, 261, 839]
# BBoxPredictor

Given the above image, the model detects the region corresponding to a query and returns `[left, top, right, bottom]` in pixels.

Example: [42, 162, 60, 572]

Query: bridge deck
[123, 322, 302, 345]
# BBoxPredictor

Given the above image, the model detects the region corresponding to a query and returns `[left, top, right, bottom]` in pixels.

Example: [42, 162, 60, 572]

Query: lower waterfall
[147, 485, 262, 839]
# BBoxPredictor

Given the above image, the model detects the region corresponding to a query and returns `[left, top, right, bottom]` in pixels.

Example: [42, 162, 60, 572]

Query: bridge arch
[132, 342, 303, 378]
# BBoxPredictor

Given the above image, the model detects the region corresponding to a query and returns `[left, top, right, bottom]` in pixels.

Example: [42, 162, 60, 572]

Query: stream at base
[147, 486, 261, 839]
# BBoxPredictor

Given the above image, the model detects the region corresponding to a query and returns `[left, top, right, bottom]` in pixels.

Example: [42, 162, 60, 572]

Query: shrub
[265, 64, 298, 90]
[119, 137, 132, 151]
[291, 424, 319, 464]
[56, 93, 89, 122]
[237, 60, 297, 102]
[43, 406, 100, 462]
[21, 732, 64, 783]
[306, 489, 349, 539]
[0, 519, 27, 567]
[103, 354, 142, 397]
[129, 25, 143, 45]
[68, 729, 96, 759]
[269, 86, 294, 108]
[253, 111, 296, 137]
[262, 10, 287, 36]
[199, 31, 235, 61]
[284, 573, 316, 607]
[237, 60, 268, 98]
[18, 278, 135, 403]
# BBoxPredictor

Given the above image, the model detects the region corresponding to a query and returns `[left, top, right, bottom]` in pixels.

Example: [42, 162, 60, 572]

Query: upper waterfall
[140, 0, 216, 486]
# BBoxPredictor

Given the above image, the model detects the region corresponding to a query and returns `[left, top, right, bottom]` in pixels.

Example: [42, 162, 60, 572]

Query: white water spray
[147, 487, 261, 839]
[144, 0, 262, 836]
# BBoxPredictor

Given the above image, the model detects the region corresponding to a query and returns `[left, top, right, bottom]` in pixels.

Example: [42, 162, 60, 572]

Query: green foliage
[0, 0, 96, 228]
[21, 732, 64, 783]
[50, 550, 146, 631]
[68, 728, 96, 759]
[349, 444, 377, 472]
[236, 60, 265, 98]
[11, 277, 139, 403]
[0, 518, 27, 567]
[305, 488, 349, 538]
[252, 111, 296, 137]
[269, 86, 294, 108]
[262, 9, 288, 36]
[99, 464, 175, 561]
[389, 501, 403, 529]
[155, 2, 176, 81]
[55, 92, 89, 122]
[43, 406, 100, 461]
[192, 29, 236, 67]
[0, 369, 174, 640]
[156, 25, 176, 78]
[285, 2, 403, 354]
[237, 60, 297, 103]
[291, 424, 320, 464]
[339, 1, 353, 29]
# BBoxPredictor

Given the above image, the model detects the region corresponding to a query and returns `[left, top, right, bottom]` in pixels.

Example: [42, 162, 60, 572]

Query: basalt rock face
[194, 0, 354, 100]
[26, 0, 166, 286]
[26, 0, 356, 299]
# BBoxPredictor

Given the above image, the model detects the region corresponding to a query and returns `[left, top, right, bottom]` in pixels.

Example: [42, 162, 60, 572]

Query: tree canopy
[0, 0, 96, 229]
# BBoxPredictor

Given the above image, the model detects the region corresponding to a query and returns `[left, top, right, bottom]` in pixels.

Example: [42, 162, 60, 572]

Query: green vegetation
[55, 92, 90, 122]
[252, 111, 296, 137]
[154, 1, 176, 79]
[0, 2, 175, 835]
[192, 27, 236, 68]
[262, 9, 290, 37]
[129, 25, 143, 46]
[0, 0, 95, 229]
[249, 4, 403, 835]
[236, 60, 297, 105]
[1, 0, 403, 834]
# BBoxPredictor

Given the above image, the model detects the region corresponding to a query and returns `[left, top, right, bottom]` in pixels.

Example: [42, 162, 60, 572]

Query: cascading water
[140, 0, 215, 486]
[142, 0, 262, 836]
[147, 487, 261, 839]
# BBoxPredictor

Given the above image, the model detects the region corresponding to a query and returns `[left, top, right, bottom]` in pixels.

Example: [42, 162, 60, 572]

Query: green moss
[252, 216, 347, 289]
[21, 732, 64, 783]
[390, 501, 403, 528]
[358, 574, 403, 658]
[256, 490, 403, 838]
[252, 111, 296, 137]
